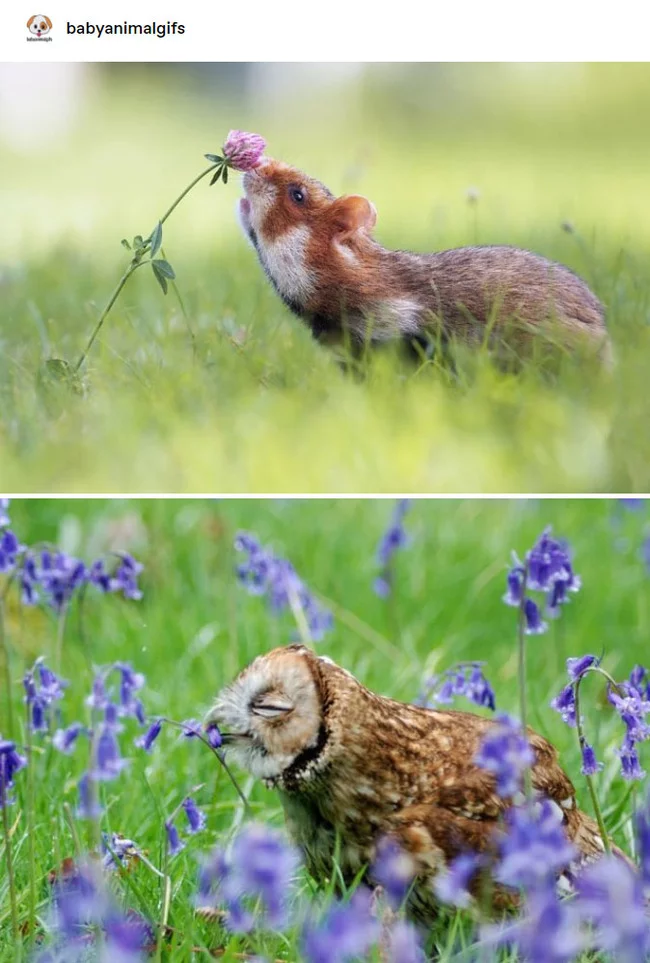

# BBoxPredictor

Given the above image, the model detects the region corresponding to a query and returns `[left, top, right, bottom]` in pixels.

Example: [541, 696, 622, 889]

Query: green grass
[2, 65, 650, 492]
[0, 496, 649, 959]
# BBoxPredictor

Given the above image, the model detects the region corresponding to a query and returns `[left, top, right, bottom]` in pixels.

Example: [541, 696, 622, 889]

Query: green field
[2, 64, 650, 492]
[0, 497, 649, 959]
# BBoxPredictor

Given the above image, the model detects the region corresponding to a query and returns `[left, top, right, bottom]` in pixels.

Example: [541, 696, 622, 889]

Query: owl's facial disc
[209, 647, 324, 782]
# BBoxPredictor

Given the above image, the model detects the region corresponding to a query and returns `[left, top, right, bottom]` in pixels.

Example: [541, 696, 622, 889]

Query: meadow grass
[2, 66, 650, 493]
[0, 496, 649, 959]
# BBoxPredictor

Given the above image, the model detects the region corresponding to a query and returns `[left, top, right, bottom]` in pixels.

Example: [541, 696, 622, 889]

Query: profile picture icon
[27, 15, 52, 37]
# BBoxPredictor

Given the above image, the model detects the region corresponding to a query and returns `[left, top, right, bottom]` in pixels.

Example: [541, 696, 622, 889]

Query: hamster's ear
[330, 195, 377, 240]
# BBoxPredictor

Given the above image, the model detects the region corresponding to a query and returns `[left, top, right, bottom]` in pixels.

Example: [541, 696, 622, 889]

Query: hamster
[238, 158, 610, 363]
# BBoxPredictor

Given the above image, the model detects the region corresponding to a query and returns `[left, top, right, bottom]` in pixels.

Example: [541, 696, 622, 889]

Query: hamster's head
[239, 158, 377, 292]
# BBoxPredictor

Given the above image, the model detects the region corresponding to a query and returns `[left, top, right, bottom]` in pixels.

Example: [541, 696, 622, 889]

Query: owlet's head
[209, 645, 327, 783]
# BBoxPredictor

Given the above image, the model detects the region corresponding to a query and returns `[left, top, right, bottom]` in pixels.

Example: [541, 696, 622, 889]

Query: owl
[210, 645, 620, 922]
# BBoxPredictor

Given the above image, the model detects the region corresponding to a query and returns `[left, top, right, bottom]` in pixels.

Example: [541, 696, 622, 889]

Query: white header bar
[1, 0, 649, 62]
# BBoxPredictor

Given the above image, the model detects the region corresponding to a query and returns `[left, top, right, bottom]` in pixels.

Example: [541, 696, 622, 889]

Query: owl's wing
[389, 718, 607, 880]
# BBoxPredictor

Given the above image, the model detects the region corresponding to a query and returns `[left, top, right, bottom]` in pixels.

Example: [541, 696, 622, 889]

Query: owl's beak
[217, 731, 251, 745]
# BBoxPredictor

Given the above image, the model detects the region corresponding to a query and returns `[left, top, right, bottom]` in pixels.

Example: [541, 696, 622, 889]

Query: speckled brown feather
[213, 646, 624, 924]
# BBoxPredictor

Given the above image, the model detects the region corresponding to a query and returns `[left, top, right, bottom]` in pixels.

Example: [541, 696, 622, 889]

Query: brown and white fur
[238, 158, 610, 363]
[210, 645, 626, 923]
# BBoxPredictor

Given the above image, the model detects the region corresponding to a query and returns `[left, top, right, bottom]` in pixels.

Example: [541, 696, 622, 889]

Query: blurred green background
[1, 496, 649, 956]
[1, 64, 650, 492]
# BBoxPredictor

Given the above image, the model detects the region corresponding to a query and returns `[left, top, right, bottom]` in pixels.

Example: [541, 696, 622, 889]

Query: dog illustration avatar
[27, 15, 52, 38]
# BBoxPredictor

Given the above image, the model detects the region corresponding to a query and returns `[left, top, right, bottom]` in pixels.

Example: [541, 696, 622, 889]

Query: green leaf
[209, 166, 223, 186]
[149, 221, 163, 258]
[44, 358, 73, 380]
[121, 238, 131, 250]
[152, 259, 176, 279]
[38, 358, 85, 397]
[133, 234, 145, 252]
[151, 262, 168, 295]
[204, 154, 223, 164]
[222, 166, 228, 185]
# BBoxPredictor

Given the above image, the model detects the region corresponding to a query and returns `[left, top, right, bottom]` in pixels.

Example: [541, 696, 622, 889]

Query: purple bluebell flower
[496, 799, 577, 889]
[524, 597, 547, 635]
[482, 881, 584, 963]
[0, 528, 20, 572]
[89, 553, 144, 601]
[42, 860, 150, 961]
[115, 662, 145, 717]
[629, 664, 650, 698]
[301, 889, 380, 963]
[89, 558, 112, 592]
[86, 671, 109, 710]
[416, 662, 496, 712]
[104, 911, 152, 960]
[235, 532, 333, 641]
[36, 657, 67, 702]
[526, 528, 579, 593]
[103, 702, 124, 731]
[20, 556, 39, 605]
[371, 836, 415, 907]
[110, 553, 144, 600]
[566, 654, 600, 681]
[505, 528, 580, 627]
[576, 855, 648, 961]
[102, 833, 140, 870]
[198, 823, 301, 932]
[134, 719, 162, 753]
[385, 920, 425, 963]
[94, 725, 129, 781]
[551, 683, 577, 727]
[475, 713, 534, 798]
[503, 556, 526, 606]
[617, 737, 646, 781]
[48, 861, 109, 936]
[620, 498, 646, 511]
[433, 851, 482, 908]
[182, 796, 206, 834]
[23, 658, 67, 731]
[609, 685, 650, 744]
[0, 498, 9, 527]
[206, 722, 223, 748]
[373, 499, 411, 598]
[165, 819, 185, 856]
[53, 722, 85, 755]
[76, 773, 103, 820]
[635, 794, 650, 890]
[35, 550, 87, 612]
[580, 741, 603, 776]
[0, 737, 27, 808]
[181, 718, 203, 738]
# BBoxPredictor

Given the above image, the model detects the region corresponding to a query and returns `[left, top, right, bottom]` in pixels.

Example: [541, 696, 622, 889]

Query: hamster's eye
[289, 186, 306, 205]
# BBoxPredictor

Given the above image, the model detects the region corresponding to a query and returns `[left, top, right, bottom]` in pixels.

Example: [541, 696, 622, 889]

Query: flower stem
[288, 586, 312, 648]
[157, 164, 218, 228]
[517, 574, 532, 798]
[1, 797, 19, 940]
[73, 266, 134, 374]
[54, 603, 69, 674]
[0, 598, 14, 741]
[26, 715, 36, 944]
[161, 718, 250, 814]
[155, 852, 171, 963]
[73, 163, 218, 372]
[573, 672, 611, 855]
[161, 244, 195, 347]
